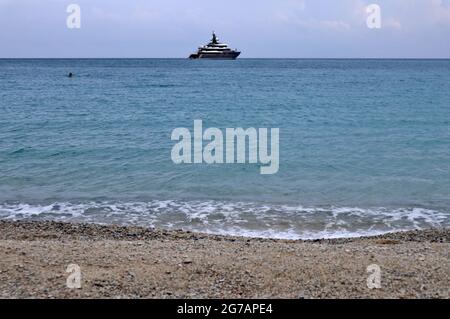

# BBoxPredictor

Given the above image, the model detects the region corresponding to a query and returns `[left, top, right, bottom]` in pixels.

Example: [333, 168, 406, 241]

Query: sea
[1, 58, 449, 239]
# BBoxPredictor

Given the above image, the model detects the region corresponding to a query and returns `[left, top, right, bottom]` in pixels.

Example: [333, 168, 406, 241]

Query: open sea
[1, 58, 449, 239]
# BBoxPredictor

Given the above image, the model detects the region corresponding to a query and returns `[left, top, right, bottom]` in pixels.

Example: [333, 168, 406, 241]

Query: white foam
[0, 200, 448, 240]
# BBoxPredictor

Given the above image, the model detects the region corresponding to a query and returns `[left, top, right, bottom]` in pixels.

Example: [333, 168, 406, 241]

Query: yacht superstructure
[189, 32, 240, 60]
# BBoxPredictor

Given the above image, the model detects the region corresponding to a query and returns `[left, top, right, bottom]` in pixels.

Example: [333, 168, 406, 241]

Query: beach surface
[0, 220, 448, 299]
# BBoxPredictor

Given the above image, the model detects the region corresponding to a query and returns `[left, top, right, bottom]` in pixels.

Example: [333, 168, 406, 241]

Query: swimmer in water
[68, 72, 73, 78]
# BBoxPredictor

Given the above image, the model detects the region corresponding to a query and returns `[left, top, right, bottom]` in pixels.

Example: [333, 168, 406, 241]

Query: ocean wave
[0, 200, 448, 240]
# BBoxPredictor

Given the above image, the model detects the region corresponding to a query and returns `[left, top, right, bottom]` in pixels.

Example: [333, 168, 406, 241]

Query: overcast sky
[1, 0, 449, 58]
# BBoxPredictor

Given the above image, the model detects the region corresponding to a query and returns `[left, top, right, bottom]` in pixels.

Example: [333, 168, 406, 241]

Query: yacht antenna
[212, 31, 218, 44]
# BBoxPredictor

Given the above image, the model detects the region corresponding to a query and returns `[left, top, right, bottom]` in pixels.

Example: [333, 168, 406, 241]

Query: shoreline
[0, 219, 448, 243]
[0, 220, 448, 298]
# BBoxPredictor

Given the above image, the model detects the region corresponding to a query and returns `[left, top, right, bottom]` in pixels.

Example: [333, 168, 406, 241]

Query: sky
[0, 0, 449, 58]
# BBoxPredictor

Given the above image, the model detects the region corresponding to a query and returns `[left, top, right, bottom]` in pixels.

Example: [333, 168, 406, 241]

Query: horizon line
[1, 57, 450, 60]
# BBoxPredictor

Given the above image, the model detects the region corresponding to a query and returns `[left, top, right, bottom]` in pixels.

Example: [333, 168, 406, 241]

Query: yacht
[189, 32, 240, 60]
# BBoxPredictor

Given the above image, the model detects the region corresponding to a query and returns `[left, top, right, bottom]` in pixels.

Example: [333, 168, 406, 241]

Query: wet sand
[0, 220, 448, 299]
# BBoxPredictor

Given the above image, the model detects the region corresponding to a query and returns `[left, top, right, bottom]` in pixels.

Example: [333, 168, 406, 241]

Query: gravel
[0, 220, 448, 299]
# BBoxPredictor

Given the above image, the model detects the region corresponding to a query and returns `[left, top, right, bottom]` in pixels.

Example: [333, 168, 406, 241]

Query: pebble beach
[0, 220, 448, 299]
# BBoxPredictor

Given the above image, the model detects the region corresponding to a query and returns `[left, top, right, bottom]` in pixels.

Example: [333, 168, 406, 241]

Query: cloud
[91, 6, 124, 22]
[384, 18, 402, 30]
[272, 0, 353, 31]
[286, 18, 352, 31]
[376, 0, 450, 30]
[430, 0, 450, 26]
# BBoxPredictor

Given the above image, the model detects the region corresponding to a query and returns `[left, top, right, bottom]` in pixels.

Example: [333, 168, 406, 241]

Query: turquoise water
[1, 59, 449, 238]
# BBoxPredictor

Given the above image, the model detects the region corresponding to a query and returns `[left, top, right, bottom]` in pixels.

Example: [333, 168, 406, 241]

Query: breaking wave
[0, 200, 448, 240]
